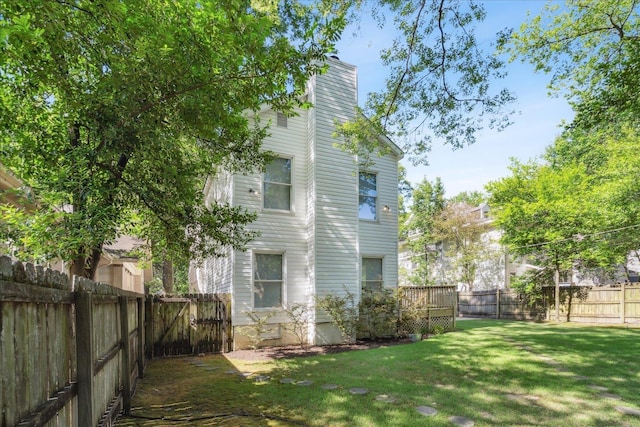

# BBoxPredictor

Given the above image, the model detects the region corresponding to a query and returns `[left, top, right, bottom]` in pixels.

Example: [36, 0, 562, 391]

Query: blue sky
[335, 0, 574, 197]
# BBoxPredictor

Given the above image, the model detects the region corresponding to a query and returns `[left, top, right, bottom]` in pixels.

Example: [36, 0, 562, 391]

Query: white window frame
[361, 256, 384, 292]
[358, 171, 378, 221]
[252, 251, 286, 309]
[263, 155, 293, 213]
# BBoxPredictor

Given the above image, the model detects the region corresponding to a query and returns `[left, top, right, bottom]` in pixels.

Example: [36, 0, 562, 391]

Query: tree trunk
[162, 258, 174, 294]
[70, 246, 102, 280]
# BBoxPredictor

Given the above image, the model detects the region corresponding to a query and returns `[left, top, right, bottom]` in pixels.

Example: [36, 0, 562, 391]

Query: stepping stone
[573, 376, 590, 381]
[321, 384, 339, 390]
[297, 380, 313, 386]
[616, 406, 640, 416]
[254, 375, 270, 382]
[225, 370, 239, 374]
[599, 392, 622, 400]
[349, 387, 368, 395]
[375, 394, 396, 403]
[449, 415, 474, 427]
[587, 385, 608, 391]
[416, 406, 437, 416]
[279, 378, 295, 384]
[205, 367, 218, 371]
[239, 372, 253, 378]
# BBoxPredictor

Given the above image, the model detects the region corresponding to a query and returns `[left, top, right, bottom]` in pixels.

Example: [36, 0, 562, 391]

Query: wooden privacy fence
[458, 284, 640, 324]
[146, 294, 232, 357]
[458, 289, 546, 320]
[398, 286, 457, 334]
[0, 256, 144, 427]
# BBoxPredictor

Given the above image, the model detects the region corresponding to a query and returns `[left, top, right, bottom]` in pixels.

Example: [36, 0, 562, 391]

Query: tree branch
[383, 0, 428, 128]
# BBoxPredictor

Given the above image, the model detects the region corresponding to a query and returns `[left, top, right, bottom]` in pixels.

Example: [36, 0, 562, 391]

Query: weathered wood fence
[398, 286, 457, 333]
[146, 294, 232, 357]
[0, 256, 144, 427]
[458, 284, 640, 324]
[1, 256, 233, 427]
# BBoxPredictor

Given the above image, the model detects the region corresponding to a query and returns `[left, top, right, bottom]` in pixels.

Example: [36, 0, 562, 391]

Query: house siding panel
[233, 108, 311, 325]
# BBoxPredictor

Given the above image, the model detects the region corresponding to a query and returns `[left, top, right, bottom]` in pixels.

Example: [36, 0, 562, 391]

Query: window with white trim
[253, 253, 283, 308]
[362, 257, 383, 291]
[263, 157, 291, 211]
[358, 172, 377, 220]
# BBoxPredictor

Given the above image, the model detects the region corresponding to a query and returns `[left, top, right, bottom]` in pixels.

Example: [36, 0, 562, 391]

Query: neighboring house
[399, 203, 520, 291]
[192, 57, 403, 348]
[1, 163, 151, 293]
[400, 202, 640, 291]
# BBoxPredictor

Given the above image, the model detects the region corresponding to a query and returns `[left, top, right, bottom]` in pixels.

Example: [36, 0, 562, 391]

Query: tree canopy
[0, 0, 348, 278]
[338, 0, 515, 165]
[485, 0, 640, 291]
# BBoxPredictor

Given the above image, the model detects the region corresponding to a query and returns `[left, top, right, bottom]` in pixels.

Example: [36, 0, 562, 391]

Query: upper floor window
[362, 257, 383, 292]
[358, 172, 377, 220]
[254, 253, 283, 308]
[264, 157, 291, 211]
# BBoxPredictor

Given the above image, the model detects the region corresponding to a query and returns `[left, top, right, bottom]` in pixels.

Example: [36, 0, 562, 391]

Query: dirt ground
[224, 337, 413, 362]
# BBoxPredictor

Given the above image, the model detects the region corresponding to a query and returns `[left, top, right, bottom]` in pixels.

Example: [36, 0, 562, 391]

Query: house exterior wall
[232, 107, 311, 328]
[197, 57, 401, 347]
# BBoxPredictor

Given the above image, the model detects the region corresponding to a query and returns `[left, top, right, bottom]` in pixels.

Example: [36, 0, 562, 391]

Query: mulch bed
[224, 337, 413, 362]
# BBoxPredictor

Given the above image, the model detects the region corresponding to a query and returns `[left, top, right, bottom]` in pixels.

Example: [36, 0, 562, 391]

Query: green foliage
[507, 0, 640, 132]
[432, 202, 492, 290]
[0, 0, 349, 278]
[282, 302, 310, 348]
[237, 310, 277, 350]
[356, 288, 397, 339]
[316, 287, 358, 343]
[337, 0, 514, 165]
[488, 125, 640, 289]
[401, 177, 446, 286]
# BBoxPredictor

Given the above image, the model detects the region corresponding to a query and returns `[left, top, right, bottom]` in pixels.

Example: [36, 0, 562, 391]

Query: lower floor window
[362, 257, 383, 291]
[254, 253, 283, 308]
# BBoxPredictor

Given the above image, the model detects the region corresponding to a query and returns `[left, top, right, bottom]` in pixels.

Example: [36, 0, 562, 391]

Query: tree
[448, 190, 486, 207]
[337, 0, 515, 165]
[403, 177, 445, 285]
[507, 0, 640, 132]
[0, 0, 348, 278]
[486, 157, 625, 294]
[431, 201, 492, 290]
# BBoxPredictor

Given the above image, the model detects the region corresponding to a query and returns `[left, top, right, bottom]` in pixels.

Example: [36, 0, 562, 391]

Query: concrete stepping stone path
[616, 406, 640, 416]
[321, 384, 339, 390]
[375, 394, 396, 403]
[599, 392, 622, 400]
[449, 415, 474, 427]
[587, 385, 608, 391]
[349, 387, 368, 395]
[416, 406, 437, 416]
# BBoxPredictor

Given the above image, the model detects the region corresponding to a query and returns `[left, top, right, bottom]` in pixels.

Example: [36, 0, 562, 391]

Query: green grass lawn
[117, 320, 640, 426]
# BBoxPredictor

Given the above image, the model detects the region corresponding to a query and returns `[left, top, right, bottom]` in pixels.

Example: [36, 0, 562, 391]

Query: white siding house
[193, 57, 403, 348]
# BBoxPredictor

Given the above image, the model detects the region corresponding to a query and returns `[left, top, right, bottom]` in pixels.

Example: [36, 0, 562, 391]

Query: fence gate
[146, 294, 232, 357]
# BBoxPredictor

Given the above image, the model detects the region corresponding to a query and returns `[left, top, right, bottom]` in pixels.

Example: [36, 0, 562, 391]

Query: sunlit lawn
[117, 320, 640, 426]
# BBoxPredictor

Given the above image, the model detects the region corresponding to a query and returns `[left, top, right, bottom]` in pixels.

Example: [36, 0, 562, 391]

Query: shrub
[316, 287, 358, 343]
[357, 288, 398, 339]
[283, 302, 310, 348]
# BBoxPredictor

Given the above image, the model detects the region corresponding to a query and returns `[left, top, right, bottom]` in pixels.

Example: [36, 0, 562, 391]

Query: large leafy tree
[432, 201, 492, 290]
[489, 0, 640, 292]
[0, 0, 348, 278]
[338, 0, 515, 165]
[507, 0, 640, 132]
[402, 177, 445, 285]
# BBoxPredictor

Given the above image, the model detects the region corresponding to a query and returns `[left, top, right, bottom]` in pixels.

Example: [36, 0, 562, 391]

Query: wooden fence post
[76, 285, 95, 427]
[137, 297, 145, 379]
[496, 289, 501, 319]
[621, 282, 626, 324]
[119, 296, 131, 415]
[145, 296, 154, 359]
